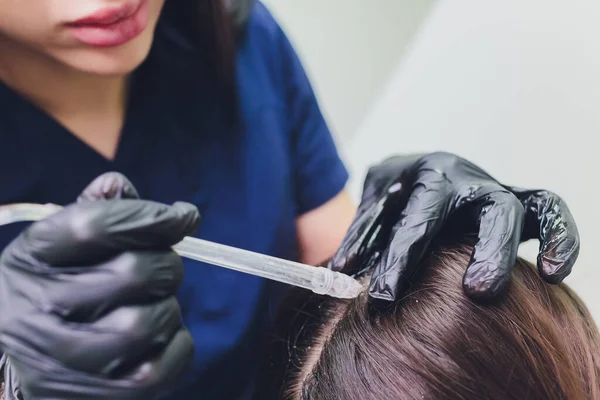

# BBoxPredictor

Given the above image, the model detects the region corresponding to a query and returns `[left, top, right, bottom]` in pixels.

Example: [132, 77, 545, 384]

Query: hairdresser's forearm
[296, 190, 356, 265]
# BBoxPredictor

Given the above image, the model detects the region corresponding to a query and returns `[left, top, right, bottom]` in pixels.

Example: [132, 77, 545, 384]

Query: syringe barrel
[173, 236, 318, 291]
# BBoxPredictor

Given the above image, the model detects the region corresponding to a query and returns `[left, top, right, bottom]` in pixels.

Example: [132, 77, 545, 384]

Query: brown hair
[259, 237, 600, 400]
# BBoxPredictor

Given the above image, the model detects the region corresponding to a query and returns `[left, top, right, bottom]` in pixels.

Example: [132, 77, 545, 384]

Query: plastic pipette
[0, 203, 364, 299]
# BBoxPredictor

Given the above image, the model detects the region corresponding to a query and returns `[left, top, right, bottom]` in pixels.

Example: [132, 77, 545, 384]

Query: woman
[0, 0, 581, 399]
[261, 237, 600, 400]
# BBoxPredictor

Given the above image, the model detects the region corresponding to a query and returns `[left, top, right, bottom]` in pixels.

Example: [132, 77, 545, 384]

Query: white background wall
[265, 0, 599, 321]
[261, 0, 435, 144]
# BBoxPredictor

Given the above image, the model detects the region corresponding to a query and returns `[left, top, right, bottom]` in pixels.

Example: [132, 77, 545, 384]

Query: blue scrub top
[0, 2, 348, 399]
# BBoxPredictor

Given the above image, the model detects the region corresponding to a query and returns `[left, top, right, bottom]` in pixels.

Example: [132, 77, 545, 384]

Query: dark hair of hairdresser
[159, 0, 240, 110]
[259, 236, 600, 400]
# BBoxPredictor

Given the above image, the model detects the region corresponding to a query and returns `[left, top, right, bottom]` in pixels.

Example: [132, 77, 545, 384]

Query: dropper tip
[311, 268, 364, 299]
[332, 273, 364, 299]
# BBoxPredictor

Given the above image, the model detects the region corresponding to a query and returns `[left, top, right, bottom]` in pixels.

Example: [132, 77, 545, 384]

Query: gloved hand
[330, 152, 580, 302]
[2, 354, 24, 400]
[0, 172, 200, 400]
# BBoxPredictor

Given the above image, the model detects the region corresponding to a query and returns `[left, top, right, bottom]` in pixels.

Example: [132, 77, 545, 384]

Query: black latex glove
[330, 152, 580, 302]
[0, 173, 200, 400]
[1, 354, 24, 400]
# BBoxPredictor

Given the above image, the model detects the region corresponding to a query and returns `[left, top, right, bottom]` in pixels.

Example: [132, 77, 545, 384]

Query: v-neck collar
[0, 71, 145, 170]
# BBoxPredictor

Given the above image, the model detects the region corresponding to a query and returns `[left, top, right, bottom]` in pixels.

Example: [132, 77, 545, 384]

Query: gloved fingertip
[537, 236, 580, 284]
[329, 242, 366, 273]
[537, 254, 576, 284]
[171, 202, 201, 234]
[78, 172, 139, 201]
[463, 262, 509, 301]
[327, 254, 346, 272]
[128, 328, 194, 389]
[367, 289, 394, 302]
[368, 271, 399, 302]
[462, 279, 507, 302]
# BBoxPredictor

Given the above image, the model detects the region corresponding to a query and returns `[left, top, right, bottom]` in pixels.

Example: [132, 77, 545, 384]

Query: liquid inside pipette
[0, 203, 363, 299]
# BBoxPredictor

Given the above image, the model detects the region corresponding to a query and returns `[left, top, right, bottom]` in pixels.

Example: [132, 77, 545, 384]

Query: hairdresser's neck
[0, 37, 127, 160]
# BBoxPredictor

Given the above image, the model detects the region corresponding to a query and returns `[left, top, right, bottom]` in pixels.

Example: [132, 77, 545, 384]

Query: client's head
[260, 237, 600, 400]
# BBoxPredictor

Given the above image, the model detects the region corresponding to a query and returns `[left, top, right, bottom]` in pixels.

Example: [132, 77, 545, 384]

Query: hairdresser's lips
[66, 0, 150, 47]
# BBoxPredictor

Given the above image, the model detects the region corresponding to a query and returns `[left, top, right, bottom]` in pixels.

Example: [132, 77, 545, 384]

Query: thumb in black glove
[0, 172, 200, 400]
[330, 152, 580, 302]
